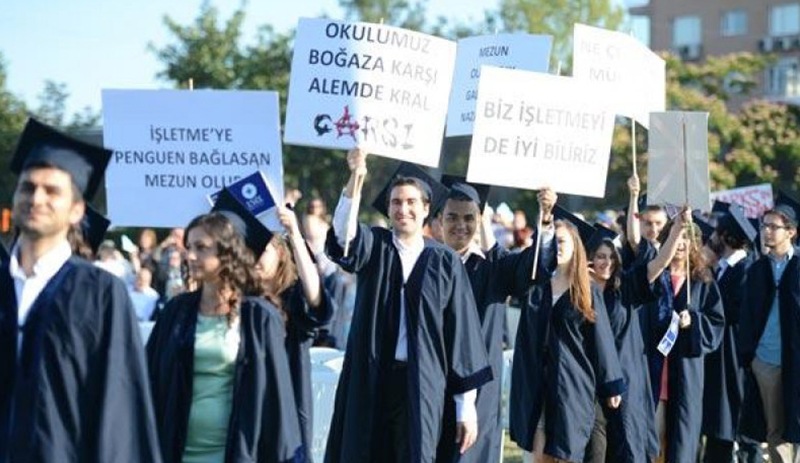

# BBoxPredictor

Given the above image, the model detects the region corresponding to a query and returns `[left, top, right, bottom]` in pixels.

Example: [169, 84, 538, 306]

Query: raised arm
[626, 175, 642, 255]
[279, 205, 322, 309]
[646, 207, 689, 283]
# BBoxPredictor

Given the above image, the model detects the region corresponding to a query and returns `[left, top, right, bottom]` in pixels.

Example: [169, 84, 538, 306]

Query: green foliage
[494, 0, 625, 71]
[339, 0, 427, 29]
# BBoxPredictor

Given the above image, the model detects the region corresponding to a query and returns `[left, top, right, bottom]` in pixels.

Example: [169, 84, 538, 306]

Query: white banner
[648, 112, 710, 211]
[467, 66, 615, 197]
[572, 23, 665, 128]
[102, 89, 284, 228]
[710, 183, 774, 219]
[446, 33, 552, 136]
[283, 18, 457, 167]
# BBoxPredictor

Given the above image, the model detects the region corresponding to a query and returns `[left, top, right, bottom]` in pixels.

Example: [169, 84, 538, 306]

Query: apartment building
[629, 0, 800, 104]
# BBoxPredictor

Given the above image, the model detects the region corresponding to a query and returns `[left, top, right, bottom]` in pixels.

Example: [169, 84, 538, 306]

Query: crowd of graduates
[1, 117, 799, 463]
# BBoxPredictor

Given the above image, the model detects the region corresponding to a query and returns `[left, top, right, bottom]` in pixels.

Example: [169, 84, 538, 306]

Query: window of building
[770, 3, 800, 37]
[766, 57, 800, 98]
[673, 15, 702, 47]
[721, 10, 747, 37]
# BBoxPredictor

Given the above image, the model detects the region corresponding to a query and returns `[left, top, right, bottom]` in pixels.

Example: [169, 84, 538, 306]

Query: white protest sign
[283, 18, 457, 167]
[572, 23, 665, 128]
[102, 89, 284, 228]
[466, 66, 615, 197]
[648, 112, 710, 211]
[710, 183, 774, 219]
[446, 33, 552, 136]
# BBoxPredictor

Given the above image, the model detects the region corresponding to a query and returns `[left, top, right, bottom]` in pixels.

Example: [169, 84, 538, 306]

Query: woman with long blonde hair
[510, 213, 625, 463]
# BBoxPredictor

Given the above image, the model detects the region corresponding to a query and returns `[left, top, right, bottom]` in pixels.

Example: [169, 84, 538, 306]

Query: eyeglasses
[761, 223, 789, 231]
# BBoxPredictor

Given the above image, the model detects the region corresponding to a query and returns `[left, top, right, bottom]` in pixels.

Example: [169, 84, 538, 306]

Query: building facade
[629, 0, 800, 104]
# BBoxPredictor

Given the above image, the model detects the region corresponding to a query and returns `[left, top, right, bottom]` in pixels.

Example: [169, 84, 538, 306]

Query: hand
[284, 188, 303, 207]
[673, 206, 692, 230]
[607, 395, 622, 409]
[537, 187, 557, 219]
[347, 148, 368, 176]
[277, 205, 301, 238]
[627, 175, 640, 197]
[679, 310, 692, 329]
[455, 419, 478, 454]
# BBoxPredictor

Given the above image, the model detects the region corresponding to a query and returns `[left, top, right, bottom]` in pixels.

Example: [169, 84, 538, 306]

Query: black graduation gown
[739, 252, 800, 443]
[701, 253, 752, 442]
[0, 256, 162, 463]
[283, 281, 334, 463]
[435, 243, 537, 463]
[510, 281, 626, 462]
[601, 263, 660, 463]
[146, 291, 303, 463]
[640, 272, 725, 463]
[323, 224, 492, 463]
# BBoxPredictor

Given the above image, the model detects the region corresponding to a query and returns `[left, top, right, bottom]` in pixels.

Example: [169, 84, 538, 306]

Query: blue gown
[640, 272, 725, 463]
[283, 281, 334, 463]
[323, 224, 492, 463]
[702, 254, 752, 443]
[739, 253, 800, 444]
[146, 291, 303, 463]
[0, 256, 162, 462]
[510, 279, 626, 462]
[599, 262, 660, 463]
[435, 244, 536, 463]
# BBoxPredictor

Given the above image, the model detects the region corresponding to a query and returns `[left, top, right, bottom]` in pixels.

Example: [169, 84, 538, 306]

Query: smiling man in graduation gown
[434, 179, 545, 463]
[323, 149, 492, 463]
[0, 118, 161, 462]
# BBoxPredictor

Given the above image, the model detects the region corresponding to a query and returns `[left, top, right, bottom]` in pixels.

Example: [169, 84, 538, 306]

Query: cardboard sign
[710, 184, 774, 219]
[648, 112, 711, 211]
[467, 66, 615, 197]
[102, 89, 283, 228]
[572, 23, 665, 128]
[446, 33, 552, 136]
[284, 18, 457, 167]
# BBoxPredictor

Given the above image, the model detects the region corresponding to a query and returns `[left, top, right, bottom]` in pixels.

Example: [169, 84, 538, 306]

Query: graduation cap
[371, 162, 449, 220]
[80, 204, 111, 254]
[439, 174, 491, 212]
[716, 203, 757, 245]
[553, 204, 618, 252]
[773, 190, 800, 227]
[712, 200, 732, 214]
[691, 210, 716, 244]
[212, 187, 273, 257]
[10, 118, 112, 201]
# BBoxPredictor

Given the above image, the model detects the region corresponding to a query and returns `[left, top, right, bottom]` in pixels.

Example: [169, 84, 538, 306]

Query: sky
[0, 0, 642, 117]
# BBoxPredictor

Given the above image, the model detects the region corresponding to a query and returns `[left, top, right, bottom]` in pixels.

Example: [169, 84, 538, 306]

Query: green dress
[183, 315, 240, 463]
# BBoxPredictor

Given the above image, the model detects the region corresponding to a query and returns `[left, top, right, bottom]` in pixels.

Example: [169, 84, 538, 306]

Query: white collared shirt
[460, 242, 486, 264]
[716, 249, 747, 279]
[333, 192, 477, 422]
[9, 239, 72, 353]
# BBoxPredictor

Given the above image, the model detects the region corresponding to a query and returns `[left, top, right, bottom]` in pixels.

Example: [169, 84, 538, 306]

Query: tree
[493, 0, 625, 70]
[0, 53, 29, 220]
[338, 0, 427, 29]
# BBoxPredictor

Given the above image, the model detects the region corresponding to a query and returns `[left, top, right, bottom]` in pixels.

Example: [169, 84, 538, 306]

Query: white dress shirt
[333, 192, 477, 422]
[716, 248, 747, 280]
[9, 239, 72, 351]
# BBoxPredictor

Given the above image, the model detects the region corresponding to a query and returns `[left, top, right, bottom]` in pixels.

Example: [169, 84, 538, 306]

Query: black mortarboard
[371, 162, 449, 220]
[440, 175, 491, 212]
[212, 187, 273, 257]
[81, 204, 111, 254]
[10, 118, 112, 200]
[692, 210, 716, 244]
[712, 200, 731, 214]
[586, 224, 620, 253]
[717, 203, 757, 244]
[773, 190, 800, 227]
